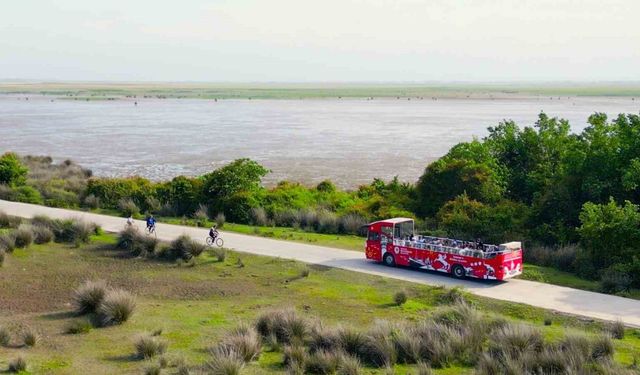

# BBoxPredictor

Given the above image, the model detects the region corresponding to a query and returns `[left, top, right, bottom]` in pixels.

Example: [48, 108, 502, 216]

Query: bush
[211, 247, 226, 262]
[488, 324, 543, 359]
[607, 320, 625, 339]
[306, 350, 341, 374]
[0, 249, 5, 267]
[339, 214, 367, 235]
[135, 335, 168, 359]
[600, 264, 633, 294]
[22, 326, 39, 347]
[167, 235, 206, 261]
[44, 218, 95, 244]
[8, 355, 27, 373]
[283, 345, 308, 368]
[13, 225, 33, 248]
[118, 198, 140, 217]
[206, 346, 245, 375]
[250, 207, 269, 226]
[309, 325, 339, 354]
[215, 212, 226, 228]
[73, 280, 108, 314]
[117, 226, 158, 256]
[337, 327, 368, 358]
[255, 309, 310, 346]
[216, 324, 262, 362]
[0, 325, 10, 346]
[0, 152, 28, 186]
[194, 204, 209, 226]
[337, 355, 362, 375]
[84, 194, 100, 209]
[394, 291, 408, 306]
[144, 364, 161, 375]
[416, 361, 433, 375]
[0, 210, 22, 228]
[0, 233, 15, 252]
[31, 225, 54, 244]
[97, 289, 136, 326]
[65, 319, 92, 334]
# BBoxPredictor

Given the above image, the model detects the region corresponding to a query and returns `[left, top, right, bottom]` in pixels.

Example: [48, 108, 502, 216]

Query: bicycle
[206, 235, 224, 247]
[146, 224, 157, 238]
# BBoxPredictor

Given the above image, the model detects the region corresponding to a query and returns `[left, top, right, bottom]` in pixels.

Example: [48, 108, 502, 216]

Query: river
[1, 94, 638, 188]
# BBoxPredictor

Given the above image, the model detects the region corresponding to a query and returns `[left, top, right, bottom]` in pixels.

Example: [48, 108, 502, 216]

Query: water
[1, 95, 638, 188]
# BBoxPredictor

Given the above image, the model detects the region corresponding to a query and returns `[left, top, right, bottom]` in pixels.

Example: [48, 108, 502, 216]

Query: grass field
[2, 82, 640, 99]
[1, 233, 640, 374]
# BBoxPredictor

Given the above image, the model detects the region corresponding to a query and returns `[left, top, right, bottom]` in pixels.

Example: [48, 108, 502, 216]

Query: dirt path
[2, 199, 639, 327]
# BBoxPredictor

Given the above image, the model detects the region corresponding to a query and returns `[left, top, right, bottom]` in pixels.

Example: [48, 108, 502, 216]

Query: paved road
[2, 199, 639, 327]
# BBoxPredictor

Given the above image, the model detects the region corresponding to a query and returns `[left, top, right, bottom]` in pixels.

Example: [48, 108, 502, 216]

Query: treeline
[1, 112, 640, 292]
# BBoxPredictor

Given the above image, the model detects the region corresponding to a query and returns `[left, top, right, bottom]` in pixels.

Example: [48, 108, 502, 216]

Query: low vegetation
[97, 289, 137, 326]
[0, 230, 639, 373]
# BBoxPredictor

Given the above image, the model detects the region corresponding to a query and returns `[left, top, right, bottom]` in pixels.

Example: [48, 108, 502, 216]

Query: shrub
[211, 247, 226, 262]
[84, 194, 100, 209]
[255, 309, 309, 345]
[0, 210, 22, 228]
[306, 350, 341, 374]
[206, 346, 245, 375]
[117, 226, 158, 256]
[337, 355, 362, 375]
[48, 218, 94, 243]
[392, 327, 421, 364]
[250, 207, 269, 226]
[316, 210, 339, 233]
[73, 280, 108, 314]
[65, 319, 92, 334]
[194, 204, 209, 226]
[339, 214, 367, 235]
[309, 325, 340, 355]
[607, 320, 625, 339]
[8, 355, 27, 373]
[31, 225, 54, 244]
[590, 335, 614, 361]
[600, 265, 632, 294]
[283, 345, 308, 368]
[0, 249, 5, 267]
[118, 198, 140, 217]
[135, 335, 168, 359]
[215, 212, 226, 228]
[394, 291, 408, 306]
[488, 324, 543, 359]
[441, 287, 467, 305]
[22, 326, 39, 347]
[144, 364, 161, 375]
[0, 233, 15, 252]
[0, 325, 10, 346]
[97, 289, 136, 326]
[167, 235, 206, 261]
[13, 225, 33, 248]
[337, 327, 368, 357]
[217, 324, 262, 362]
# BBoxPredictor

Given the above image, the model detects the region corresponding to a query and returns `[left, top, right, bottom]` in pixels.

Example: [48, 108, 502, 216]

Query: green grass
[519, 264, 640, 299]
[2, 82, 640, 99]
[1, 234, 639, 374]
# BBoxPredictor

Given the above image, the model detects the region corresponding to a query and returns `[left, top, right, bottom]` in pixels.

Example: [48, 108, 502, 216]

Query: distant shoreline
[1, 81, 639, 99]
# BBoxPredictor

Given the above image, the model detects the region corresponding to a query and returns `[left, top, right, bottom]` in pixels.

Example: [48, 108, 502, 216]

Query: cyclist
[146, 215, 156, 232]
[126, 215, 134, 227]
[209, 225, 218, 241]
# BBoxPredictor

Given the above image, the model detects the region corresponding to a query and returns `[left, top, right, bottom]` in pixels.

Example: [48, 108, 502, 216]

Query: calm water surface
[1, 95, 638, 187]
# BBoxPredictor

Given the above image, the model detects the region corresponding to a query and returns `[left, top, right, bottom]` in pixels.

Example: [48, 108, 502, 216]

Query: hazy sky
[1, 0, 639, 82]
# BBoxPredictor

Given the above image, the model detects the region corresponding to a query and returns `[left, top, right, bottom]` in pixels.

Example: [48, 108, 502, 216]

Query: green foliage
[0, 152, 28, 186]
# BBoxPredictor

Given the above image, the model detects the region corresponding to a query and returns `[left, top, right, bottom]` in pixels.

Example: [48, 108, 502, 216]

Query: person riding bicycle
[146, 215, 156, 232]
[209, 225, 218, 240]
[126, 215, 134, 226]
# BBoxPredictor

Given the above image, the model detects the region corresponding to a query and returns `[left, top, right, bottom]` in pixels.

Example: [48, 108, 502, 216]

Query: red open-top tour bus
[365, 218, 523, 280]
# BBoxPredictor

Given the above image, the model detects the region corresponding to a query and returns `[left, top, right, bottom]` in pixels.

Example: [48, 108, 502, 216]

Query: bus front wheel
[383, 253, 395, 267]
[452, 264, 466, 279]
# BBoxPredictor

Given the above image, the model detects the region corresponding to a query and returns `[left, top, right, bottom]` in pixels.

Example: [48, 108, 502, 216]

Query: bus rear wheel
[452, 265, 466, 279]
[383, 253, 395, 267]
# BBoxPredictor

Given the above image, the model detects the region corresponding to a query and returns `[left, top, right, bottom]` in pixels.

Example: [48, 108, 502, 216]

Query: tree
[578, 198, 640, 271]
[0, 152, 28, 186]
[416, 141, 505, 217]
[202, 159, 269, 217]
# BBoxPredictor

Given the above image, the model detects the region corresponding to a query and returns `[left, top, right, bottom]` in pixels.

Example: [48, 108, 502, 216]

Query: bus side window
[368, 231, 380, 241]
